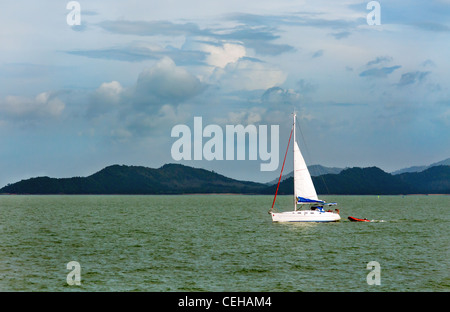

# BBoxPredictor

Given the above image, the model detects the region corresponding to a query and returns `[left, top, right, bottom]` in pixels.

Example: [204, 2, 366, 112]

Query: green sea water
[0, 195, 448, 292]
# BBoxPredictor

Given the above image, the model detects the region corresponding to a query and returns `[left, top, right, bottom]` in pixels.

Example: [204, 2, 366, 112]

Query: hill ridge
[1, 163, 449, 195]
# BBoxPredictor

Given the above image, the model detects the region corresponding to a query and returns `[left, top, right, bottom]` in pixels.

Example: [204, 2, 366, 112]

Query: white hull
[271, 210, 341, 222]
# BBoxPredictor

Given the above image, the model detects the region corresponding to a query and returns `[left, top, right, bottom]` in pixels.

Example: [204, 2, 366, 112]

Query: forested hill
[261, 165, 450, 195]
[1, 164, 449, 195]
[0, 164, 266, 195]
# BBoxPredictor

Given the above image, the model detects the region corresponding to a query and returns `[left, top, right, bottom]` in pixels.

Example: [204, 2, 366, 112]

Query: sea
[0, 194, 448, 292]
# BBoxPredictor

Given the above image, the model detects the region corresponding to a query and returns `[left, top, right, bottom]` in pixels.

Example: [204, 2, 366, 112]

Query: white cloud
[261, 87, 302, 107]
[86, 81, 124, 118]
[82, 57, 206, 140]
[134, 57, 204, 106]
[203, 42, 246, 68]
[210, 58, 286, 91]
[0, 92, 65, 120]
[86, 57, 205, 118]
[96, 81, 124, 101]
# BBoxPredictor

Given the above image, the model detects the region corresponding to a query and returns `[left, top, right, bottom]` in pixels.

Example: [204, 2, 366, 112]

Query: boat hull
[271, 210, 341, 222]
[348, 216, 370, 222]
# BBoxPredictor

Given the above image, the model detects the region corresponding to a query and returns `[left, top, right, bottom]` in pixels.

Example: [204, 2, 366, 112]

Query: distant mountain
[396, 165, 450, 194]
[1, 164, 449, 195]
[391, 158, 450, 175]
[262, 165, 450, 195]
[266, 165, 344, 185]
[0, 164, 266, 195]
[309, 165, 344, 177]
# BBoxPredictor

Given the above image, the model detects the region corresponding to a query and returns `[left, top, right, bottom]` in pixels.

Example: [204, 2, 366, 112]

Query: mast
[293, 112, 297, 211]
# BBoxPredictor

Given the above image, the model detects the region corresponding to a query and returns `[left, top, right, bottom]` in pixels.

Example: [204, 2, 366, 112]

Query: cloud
[414, 22, 450, 32]
[28, 8, 450, 79]
[213, 107, 265, 126]
[397, 71, 430, 86]
[96, 81, 124, 99]
[359, 65, 401, 78]
[70, 23, 88, 32]
[0, 92, 65, 121]
[312, 49, 324, 58]
[261, 87, 301, 106]
[83, 57, 205, 140]
[82, 54, 290, 141]
[225, 11, 366, 53]
[95, 19, 295, 57]
[87, 81, 124, 118]
[204, 42, 245, 68]
[331, 31, 351, 39]
[134, 57, 204, 106]
[209, 58, 286, 91]
[182, 39, 247, 68]
[65, 21, 294, 76]
[114, 104, 188, 139]
[227, 12, 364, 30]
[297, 79, 317, 94]
[421, 59, 435, 67]
[89, 57, 205, 117]
[216, 25, 295, 56]
[366, 56, 393, 66]
[239, 39, 294, 56]
[98, 20, 206, 37]
[67, 41, 207, 65]
[67, 38, 261, 69]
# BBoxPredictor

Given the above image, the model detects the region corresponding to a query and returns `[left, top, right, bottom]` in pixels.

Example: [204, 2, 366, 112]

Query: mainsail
[293, 124, 319, 202]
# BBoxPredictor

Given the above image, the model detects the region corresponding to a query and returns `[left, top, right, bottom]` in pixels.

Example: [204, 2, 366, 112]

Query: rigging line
[274, 201, 282, 212]
[270, 123, 294, 213]
[295, 115, 331, 196]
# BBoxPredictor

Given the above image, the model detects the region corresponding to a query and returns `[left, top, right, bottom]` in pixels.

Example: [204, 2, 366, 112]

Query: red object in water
[348, 216, 370, 222]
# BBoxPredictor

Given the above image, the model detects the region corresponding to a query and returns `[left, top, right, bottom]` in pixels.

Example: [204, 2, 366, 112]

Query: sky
[0, 0, 449, 186]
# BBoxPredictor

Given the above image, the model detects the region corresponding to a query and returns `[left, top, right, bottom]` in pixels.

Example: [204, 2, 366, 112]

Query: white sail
[293, 140, 318, 201]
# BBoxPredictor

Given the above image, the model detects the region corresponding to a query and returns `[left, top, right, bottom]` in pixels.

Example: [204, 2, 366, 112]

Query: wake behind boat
[269, 112, 341, 222]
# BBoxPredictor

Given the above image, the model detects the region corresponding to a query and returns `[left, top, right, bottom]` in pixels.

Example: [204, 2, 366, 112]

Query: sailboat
[269, 112, 341, 222]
